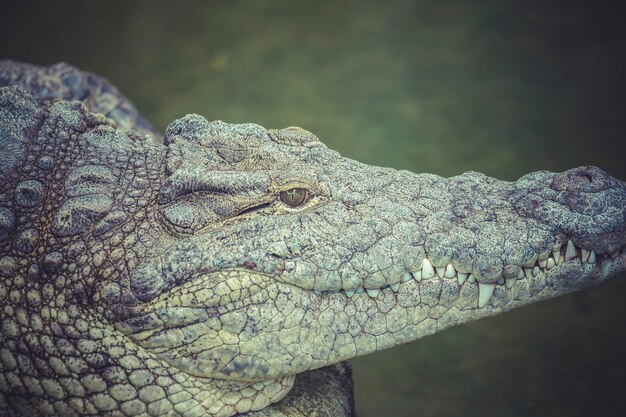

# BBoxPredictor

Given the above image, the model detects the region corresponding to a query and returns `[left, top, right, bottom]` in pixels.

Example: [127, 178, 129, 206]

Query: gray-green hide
[1, 61, 624, 417]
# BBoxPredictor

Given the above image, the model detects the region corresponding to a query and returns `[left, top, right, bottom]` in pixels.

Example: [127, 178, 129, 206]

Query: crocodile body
[0, 61, 625, 417]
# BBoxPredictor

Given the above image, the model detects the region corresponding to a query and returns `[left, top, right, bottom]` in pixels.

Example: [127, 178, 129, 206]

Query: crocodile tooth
[366, 288, 380, 298]
[524, 267, 533, 279]
[345, 290, 355, 297]
[457, 272, 468, 285]
[390, 282, 401, 292]
[581, 248, 590, 263]
[496, 277, 505, 285]
[421, 259, 435, 279]
[435, 266, 445, 277]
[413, 270, 422, 281]
[467, 274, 476, 284]
[356, 288, 365, 294]
[588, 250, 596, 264]
[538, 259, 547, 268]
[532, 266, 540, 276]
[546, 258, 556, 269]
[517, 269, 525, 279]
[401, 272, 412, 282]
[505, 276, 515, 289]
[552, 249, 561, 264]
[565, 240, 577, 259]
[478, 282, 496, 308]
[444, 264, 456, 278]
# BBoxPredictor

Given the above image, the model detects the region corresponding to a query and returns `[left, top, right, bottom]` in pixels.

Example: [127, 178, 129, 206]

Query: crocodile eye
[279, 188, 308, 207]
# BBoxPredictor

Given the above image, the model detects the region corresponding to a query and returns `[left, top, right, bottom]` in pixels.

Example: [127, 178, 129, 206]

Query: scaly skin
[0, 62, 625, 416]
[0, 60, 160, 140]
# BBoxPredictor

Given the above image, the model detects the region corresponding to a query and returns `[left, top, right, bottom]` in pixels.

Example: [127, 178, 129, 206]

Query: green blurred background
[2, 1, 625, 416]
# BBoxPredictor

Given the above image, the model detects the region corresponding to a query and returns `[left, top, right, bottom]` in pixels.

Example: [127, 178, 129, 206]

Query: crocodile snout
[514, 166, 626, 255]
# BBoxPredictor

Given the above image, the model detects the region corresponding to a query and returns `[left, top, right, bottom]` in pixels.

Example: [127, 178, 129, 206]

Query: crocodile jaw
[117, 237, 625, 381]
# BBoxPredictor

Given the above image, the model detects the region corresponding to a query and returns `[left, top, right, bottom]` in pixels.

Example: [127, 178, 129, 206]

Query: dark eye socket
[279, 188, 308, 207]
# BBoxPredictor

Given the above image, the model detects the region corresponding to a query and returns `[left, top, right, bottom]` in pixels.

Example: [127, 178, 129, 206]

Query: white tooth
[390, 282, 401, 292]
[517, 269, 525, 279]
[444, 264, 456, 278]
[581, 248, 590, 263]
[524, 267, 533, 279]
[546, 258, 556, 269]
[457, 272, 468, 285]
[505, 276, 515, 289]
[467, 274, 476, 284]
[413, 270, 422, 281]
[532, 266, 540, 277]
[552, 249, 561, 264]
[496, 277, 505, 285]
[421, 259, 435, 279]
[538, 259, 547, 268]
[366, 288, 380, 298]
[356, 288, 365, 294]
[588, 250, 596, 264]
[478, 282, 496, 308]
[565, 240, 577, 259]
[345, 290, 355, 298]
[401, 272, 412, 282]
[435, 266, 445, 277]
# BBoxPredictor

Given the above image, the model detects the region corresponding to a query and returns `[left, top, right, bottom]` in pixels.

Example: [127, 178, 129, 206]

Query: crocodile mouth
[116, 236, 625, 382]
[306, 239, 626, 308]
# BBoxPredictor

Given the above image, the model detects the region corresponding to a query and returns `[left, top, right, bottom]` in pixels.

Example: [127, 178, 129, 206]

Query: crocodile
[0, 60, 625, 417]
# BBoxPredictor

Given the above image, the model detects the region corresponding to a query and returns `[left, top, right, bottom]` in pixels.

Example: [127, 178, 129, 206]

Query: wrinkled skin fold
[0, 60, 625, 416]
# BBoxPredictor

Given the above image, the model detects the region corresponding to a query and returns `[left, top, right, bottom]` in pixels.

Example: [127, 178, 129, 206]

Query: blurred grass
[2, 1, 625, 416]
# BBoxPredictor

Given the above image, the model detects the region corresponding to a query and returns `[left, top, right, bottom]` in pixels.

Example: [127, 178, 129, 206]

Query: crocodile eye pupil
[279, 188, 308, 207]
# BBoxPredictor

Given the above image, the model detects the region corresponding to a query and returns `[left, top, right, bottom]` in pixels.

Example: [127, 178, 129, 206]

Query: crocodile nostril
[551, 167, 610, 192]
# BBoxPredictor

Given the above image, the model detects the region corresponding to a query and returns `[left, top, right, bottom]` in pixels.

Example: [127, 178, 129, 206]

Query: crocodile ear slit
[158, 168, 270, 205]
[164, 114, 212, 145]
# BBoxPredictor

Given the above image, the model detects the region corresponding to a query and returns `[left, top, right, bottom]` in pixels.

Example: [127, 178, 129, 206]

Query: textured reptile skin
[1, 61, 624, 416]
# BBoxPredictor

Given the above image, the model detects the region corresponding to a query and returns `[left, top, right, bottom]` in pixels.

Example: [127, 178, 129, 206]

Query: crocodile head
[112, 115, 626, 385]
